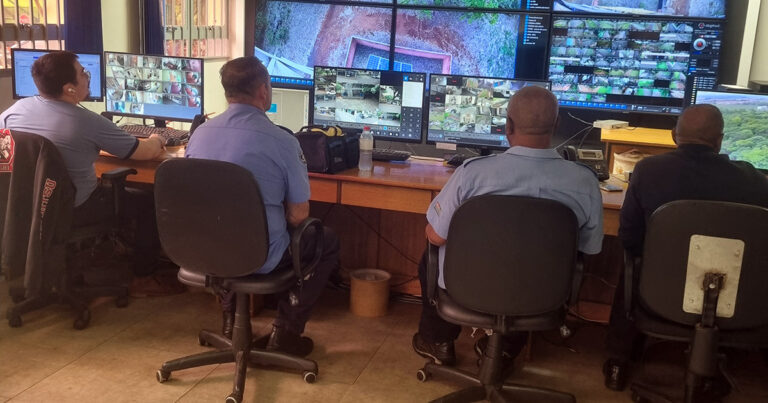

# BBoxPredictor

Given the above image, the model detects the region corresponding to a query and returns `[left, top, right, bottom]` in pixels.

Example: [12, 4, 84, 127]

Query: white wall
[750, 0, 768, 82]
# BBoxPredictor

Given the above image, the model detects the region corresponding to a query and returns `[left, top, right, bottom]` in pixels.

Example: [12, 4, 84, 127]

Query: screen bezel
[425, 73, 552, 151]
[103, 51, 204, 123]
[692, 88, 768, 173]
[547, 15, 724, 116]
[310, 65, 427, 144]
[11, 48, 105, 102]
[550, 0, 726, 20]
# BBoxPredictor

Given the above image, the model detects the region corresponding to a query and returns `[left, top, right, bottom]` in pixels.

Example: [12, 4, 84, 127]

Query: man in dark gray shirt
[604, 104, 768, 391]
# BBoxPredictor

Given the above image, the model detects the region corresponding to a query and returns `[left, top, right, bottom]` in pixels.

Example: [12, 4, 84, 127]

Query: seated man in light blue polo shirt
[185, 57, 340, 356]
[0, 51, 183, 297]
[412, 86, 604, 366]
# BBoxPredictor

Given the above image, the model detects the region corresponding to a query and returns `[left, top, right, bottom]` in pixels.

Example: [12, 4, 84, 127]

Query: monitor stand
[476, 147, 492, 157]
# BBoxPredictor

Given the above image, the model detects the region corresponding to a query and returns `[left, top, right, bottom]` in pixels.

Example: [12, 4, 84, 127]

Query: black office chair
[417, 195, 581, 403]
[624, 200, 768, 403]
[153, 158, 323, 403]
[2, 130, 134, 329]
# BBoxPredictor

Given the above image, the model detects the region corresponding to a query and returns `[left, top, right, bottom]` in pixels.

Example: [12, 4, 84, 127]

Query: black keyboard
[122, 125, 189, 141]
[372, 148, 411, 162]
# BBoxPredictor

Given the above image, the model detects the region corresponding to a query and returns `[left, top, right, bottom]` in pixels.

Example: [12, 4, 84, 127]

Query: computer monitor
[11, 49, 104, 102]
[254, 2, 393, 89]
[548, 16, 723, 114]
[104, 51, 204, 123]
[393, 10, 551, 80]
[312, 66, 426, 142]
[427, 74, 551, 151]
[693, 90, 768, 171]
[553, 0, 726, 19]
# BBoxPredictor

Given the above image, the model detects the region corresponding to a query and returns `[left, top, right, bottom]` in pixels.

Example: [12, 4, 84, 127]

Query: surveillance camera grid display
[104, 52, 203, 122]
[395, 0, 552, 11]
[549, 17, 722, 114]
[694, 91, 768, 171]
[313, 66, 425, 141]
[427, 74, 551, 148]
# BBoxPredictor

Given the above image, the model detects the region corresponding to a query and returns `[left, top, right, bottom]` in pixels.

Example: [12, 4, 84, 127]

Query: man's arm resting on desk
[129, 134, 165, 160]
[425, 224, 446, 246]
[286, 201, 310, 228]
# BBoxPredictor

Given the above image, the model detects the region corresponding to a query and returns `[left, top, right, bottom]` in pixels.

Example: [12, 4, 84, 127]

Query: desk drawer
[310, 178, 339, 203]
[341, 182, 431, 214]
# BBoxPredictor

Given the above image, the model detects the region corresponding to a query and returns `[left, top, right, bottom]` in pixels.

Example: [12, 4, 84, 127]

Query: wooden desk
[96, 153, 624, 236]
[96, 153, 625, 297]
[601, 127, 676, 173]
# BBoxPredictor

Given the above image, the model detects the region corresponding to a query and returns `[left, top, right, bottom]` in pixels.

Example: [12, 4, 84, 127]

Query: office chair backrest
[443, 195, 578, 316]
[154, 158, 269, 278]
[639, 200, 768, 329]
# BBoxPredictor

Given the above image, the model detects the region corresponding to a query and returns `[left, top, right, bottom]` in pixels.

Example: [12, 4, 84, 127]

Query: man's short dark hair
[31, 51, 79, 97]
[219, 57, 270, 101]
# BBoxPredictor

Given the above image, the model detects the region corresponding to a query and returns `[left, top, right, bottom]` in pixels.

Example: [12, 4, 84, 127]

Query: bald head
[506, 86, 559, 148]
[673, 104, 724, 150]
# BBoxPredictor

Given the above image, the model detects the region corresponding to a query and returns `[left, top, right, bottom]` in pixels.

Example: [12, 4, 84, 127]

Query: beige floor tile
[0, 337, 83, 397]
[8, 340, 213, 403]
[179, 363, 350, 403]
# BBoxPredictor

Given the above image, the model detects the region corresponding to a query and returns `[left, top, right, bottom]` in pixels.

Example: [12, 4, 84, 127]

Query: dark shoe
[412, 333, 456, 366]
[266, 326, 314, 357]
[222, 311, 235, 340]
[603, 358, 628, 391]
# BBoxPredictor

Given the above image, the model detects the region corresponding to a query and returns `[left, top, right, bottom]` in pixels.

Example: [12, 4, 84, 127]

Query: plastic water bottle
[358, 126, 373, 172]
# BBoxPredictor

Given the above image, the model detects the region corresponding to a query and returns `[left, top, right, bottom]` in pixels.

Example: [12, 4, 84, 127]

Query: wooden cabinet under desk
[601, 127, 676, 173]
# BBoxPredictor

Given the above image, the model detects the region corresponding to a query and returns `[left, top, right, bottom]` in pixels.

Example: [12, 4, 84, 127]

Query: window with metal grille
[0, 0, 65, 69]
[162, 0, 228, 58]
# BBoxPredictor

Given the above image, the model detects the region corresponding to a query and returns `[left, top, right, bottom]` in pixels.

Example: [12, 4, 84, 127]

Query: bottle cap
[363, 126, 371, 131]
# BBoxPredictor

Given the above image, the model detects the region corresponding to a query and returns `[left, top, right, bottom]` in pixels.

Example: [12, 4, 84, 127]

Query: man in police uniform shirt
[412, 86, 604, 366]
[185, 57, 340, 356]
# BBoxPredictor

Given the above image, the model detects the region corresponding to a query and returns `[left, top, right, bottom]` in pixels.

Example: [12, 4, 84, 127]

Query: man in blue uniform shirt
[412, 86, 604, 366]
[185, 57, 340, 356]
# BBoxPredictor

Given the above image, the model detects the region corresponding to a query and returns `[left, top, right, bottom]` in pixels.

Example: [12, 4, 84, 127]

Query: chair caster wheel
[8, 314, 22, 328]
[115, 296, 130, 308]
[225, 393, 242, 403]
[303, 371, 317, 384]
[198, 334, 210, 346]
[416, 369, 429, 382]
[156, 369, 170, 383]
[73, 309, 91, 330]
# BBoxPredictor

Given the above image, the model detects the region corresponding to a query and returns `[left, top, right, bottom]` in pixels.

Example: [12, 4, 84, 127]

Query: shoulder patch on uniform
[299, 149, 307, 165]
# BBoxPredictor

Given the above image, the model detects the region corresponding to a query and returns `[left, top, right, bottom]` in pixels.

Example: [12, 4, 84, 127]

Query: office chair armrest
[290, 217, 324, 281]
[569, 252, 585, 307]
[426, 242, 439, 304]
[623, 250, 640, 319]
[100, 167, 137, 182]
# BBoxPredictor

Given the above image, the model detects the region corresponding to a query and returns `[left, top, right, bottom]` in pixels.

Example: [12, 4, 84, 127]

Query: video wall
[254, 0, 726, 115]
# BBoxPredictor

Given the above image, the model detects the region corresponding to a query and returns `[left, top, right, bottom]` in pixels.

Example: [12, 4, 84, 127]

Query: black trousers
[221, 225, 340, 335]
[72, 184, 160, 277]
[417, 251, 527, 358]
[605, 269, 644, 362]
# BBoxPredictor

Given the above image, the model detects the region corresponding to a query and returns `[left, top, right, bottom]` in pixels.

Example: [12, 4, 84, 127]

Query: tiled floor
[1, 280, 767, 402]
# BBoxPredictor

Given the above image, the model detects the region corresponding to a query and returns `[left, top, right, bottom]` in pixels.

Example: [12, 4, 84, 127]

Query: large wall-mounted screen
[254, 2, 393, 88]
[552, 0, 725, 19]
[396, 0, 552, 11]
[694, 90, 768, 171]
[548, 16, 723, 114]
[394, 10, 551, 79]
